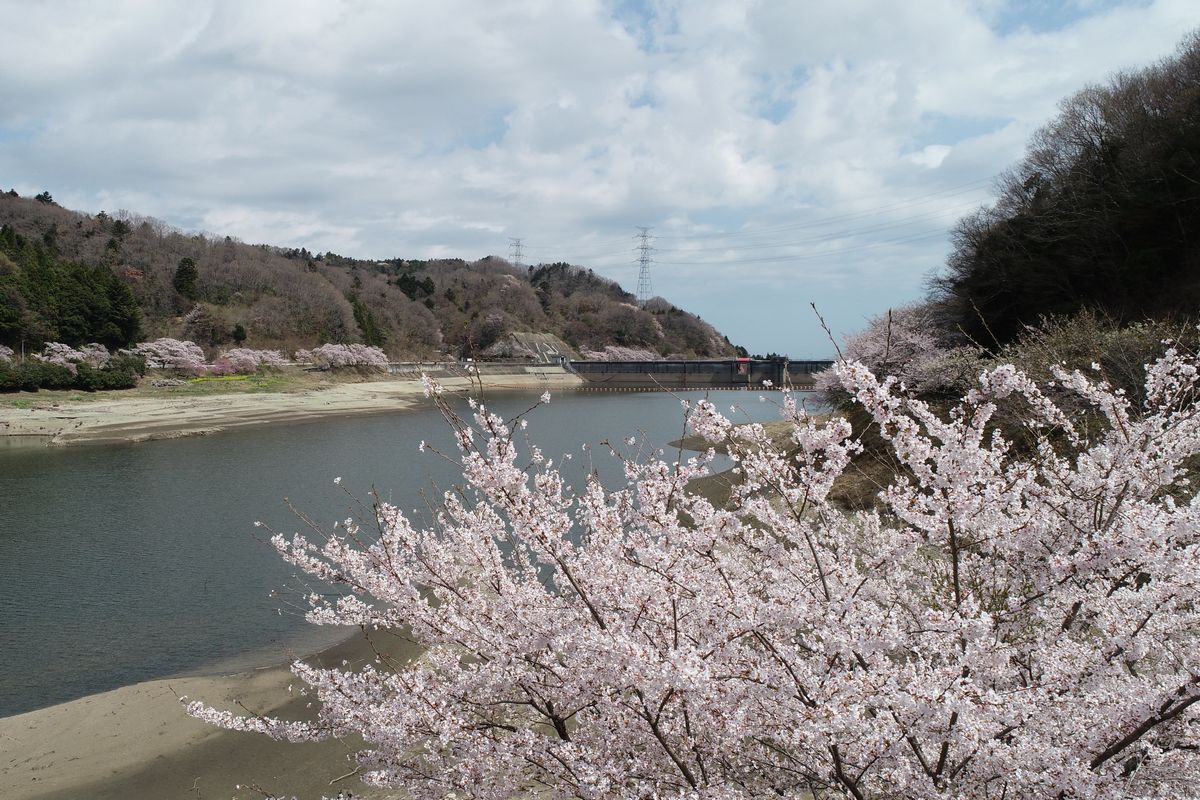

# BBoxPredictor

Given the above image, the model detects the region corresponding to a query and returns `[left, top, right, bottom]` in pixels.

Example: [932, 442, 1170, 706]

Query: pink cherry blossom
[815, 303, 956, 401]
[126, 338, 207, 374]
[213, 347, 288, 374]
[294, 343, 389, 370]
[190, 349, 1200, 799]
[30, 342, 112, 374]
[581, 345, 662, 361]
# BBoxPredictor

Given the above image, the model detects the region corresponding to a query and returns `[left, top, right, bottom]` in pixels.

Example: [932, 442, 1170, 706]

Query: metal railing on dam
[567, 359, 833, 391]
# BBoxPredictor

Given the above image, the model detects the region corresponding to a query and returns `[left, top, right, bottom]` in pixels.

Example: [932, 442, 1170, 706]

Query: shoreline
[0, 374, 733, 799]
[0, 626, 416, 800]
[0, 368, 583, 447]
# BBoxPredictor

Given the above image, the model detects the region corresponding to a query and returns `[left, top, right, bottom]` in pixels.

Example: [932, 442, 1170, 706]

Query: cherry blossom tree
[190, 350, 1200, 799]
[815, 304, 968, 403]
[212, 347, 288, 374]
[76, 343, 112, 368]
[126, 338, 207, 374]
[580, 345, 662, 361]
[294, 343, 389, 370]
[31, 343, 79, 373]
[31, 342, 112, 374]
[0, 344, 12, 363]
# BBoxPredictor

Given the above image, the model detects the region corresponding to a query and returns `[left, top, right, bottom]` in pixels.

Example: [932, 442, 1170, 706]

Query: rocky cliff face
[482, 332, 579, 362]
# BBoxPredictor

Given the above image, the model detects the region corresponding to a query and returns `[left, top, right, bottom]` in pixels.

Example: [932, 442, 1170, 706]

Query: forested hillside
[0, 222, 140, 351]
[820, 31, 1200, 461]
[931, 32, 1200, 347]
[0, 192, 737, 360]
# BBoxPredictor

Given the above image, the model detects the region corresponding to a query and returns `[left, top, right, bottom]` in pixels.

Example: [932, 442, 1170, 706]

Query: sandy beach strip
[0, 629, 420, 800]
[0, 368, 583, 447]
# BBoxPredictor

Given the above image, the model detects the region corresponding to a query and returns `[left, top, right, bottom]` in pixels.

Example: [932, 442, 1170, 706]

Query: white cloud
[199, 207, 364, 254]
[907, 145, 952, 169]
[0, 0, 1196, 355]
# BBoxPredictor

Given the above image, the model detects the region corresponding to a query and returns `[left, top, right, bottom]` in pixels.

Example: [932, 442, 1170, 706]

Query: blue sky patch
[607, 0, 679, 52]
[752, 67, 808, 124]
[0, 126, 36, 145]
[987, 0, 1149, 36]
[918, 112, 1009, 145]
[627, 88, 656, 109]
[456, 109, 511, 151]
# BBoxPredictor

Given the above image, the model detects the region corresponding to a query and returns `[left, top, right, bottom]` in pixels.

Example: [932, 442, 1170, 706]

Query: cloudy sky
[2, 1, 1197, 356]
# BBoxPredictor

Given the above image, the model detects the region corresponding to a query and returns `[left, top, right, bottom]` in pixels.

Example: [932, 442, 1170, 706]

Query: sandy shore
[0, 629, 421, 800]
[0, 368, 583, 447]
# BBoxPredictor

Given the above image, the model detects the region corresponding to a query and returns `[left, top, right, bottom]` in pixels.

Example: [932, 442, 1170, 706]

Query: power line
[508, 237, 524, 269]
[518, 245, 640, 262]
[657, 228, 949, 266]
[652, 177, 992, 241]
[492, 179, 991, 275]
[520, 235, 633, 252]
[654, 202, 975, 255]
[500, 215, 955, 272]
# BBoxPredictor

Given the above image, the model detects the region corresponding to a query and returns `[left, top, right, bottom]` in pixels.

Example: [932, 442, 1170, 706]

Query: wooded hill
[819, 30, 1200, 452]
[931, 31, 1200, 347]
[0, 193, 738, 360]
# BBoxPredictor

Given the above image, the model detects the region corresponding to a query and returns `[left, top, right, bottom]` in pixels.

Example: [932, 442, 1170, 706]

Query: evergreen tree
[173, 257, 198, 300]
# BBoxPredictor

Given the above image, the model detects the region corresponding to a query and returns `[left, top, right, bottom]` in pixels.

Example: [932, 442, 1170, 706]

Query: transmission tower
[508, 237, 524, 269]
[635, 227, 654, 305]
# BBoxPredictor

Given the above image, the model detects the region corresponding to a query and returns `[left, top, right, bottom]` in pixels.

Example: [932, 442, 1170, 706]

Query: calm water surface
[0, 389, 815, 717]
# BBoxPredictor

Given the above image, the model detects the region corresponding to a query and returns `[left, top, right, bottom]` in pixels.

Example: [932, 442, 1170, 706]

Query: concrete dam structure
[568, 359, 833, 391]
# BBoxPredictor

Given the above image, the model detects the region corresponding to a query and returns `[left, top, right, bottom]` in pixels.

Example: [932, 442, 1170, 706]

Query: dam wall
[568, 359, 832, 391]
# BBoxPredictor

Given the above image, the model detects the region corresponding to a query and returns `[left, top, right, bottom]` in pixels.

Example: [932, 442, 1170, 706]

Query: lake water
[0, 389, 815, 718]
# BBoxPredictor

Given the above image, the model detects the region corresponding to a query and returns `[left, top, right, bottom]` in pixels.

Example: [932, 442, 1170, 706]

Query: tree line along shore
[0, 192, 741, 378]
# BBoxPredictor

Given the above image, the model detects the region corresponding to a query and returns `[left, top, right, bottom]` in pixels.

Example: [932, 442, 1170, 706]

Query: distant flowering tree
[126, 338, 207, 374]
[31, 342, 111, 374]
[815, 304, 968, 403]
[296, 343, 389, 370]
[77, 343, 112, 368]
[212, 347, 287, 375]
[191, 350, 1200, 799]
[0, 344, 12, 363]
[580, 345, 662, 361]
[32, 343, 82, 373]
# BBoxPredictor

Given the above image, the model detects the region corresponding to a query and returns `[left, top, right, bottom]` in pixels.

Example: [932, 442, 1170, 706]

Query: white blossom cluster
[0, 344, 14, 362]
[191, 351, 1200, 799]
[580, 345, 662, 361]
[212, 347, 288, 374]
[294, 343, 389, 370]
[126, 338, 207, 374]
[815, 304, 966, 401]
[31, 342, 112, 374]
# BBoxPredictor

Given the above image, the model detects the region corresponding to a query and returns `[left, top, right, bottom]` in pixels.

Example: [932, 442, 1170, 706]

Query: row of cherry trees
[1, 339, 390, 377]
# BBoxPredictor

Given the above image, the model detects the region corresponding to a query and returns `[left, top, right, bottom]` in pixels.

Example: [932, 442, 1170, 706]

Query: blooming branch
[191, 351, 1200, 799]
